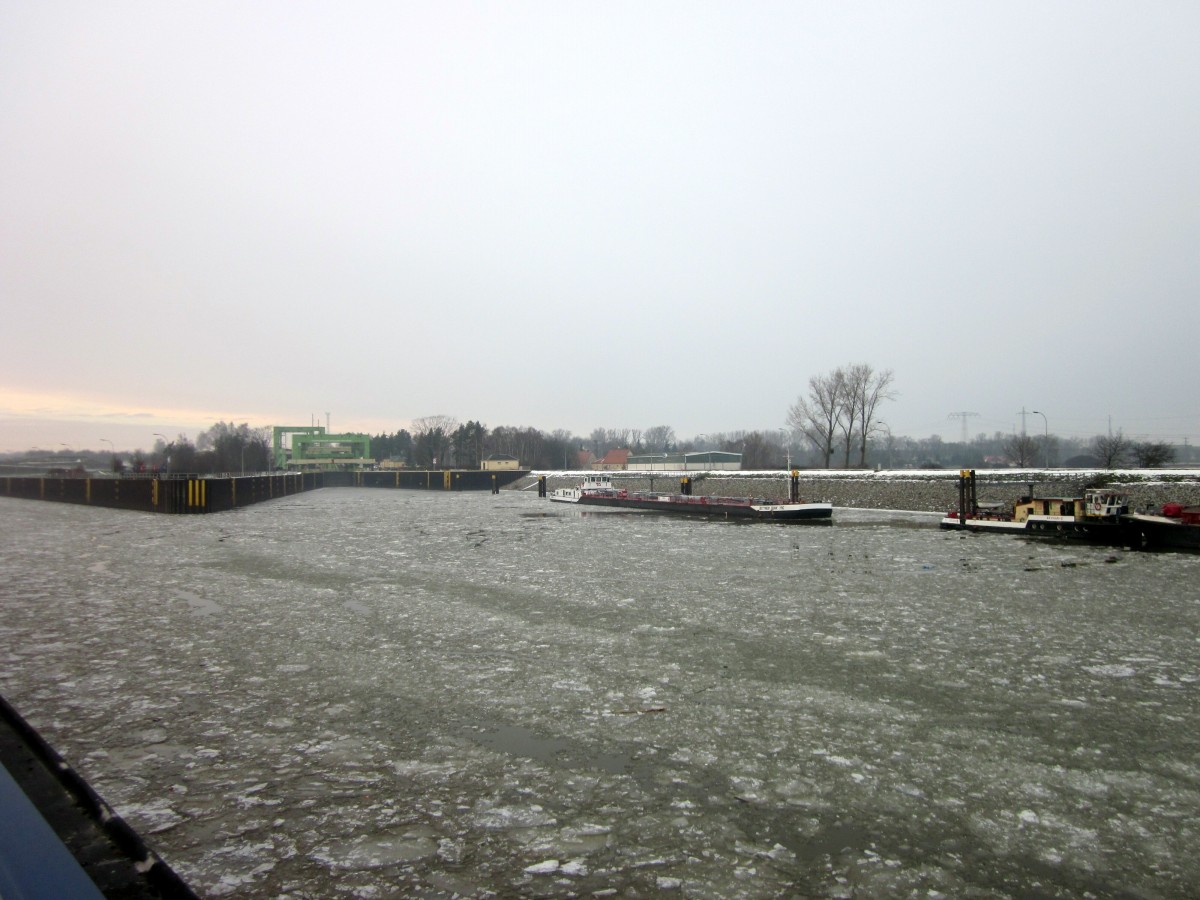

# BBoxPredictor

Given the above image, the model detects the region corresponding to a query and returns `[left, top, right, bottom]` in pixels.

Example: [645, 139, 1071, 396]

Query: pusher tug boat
[941, 469, 1200, 550]
[549, 472, 832, 522]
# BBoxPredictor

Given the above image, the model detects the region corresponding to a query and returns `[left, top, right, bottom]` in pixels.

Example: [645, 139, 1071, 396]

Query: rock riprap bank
[523, 470, 1200, 514]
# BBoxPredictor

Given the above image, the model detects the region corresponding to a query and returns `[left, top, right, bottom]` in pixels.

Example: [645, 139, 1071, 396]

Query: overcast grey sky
[3, 1, 1198, 452]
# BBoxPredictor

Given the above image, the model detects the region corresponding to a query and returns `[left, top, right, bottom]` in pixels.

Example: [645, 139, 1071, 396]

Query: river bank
[522, 469, 1200, 514]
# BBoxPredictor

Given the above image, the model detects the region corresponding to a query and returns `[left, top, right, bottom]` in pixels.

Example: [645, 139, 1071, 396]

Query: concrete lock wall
[2, 468, 528, 515]
[1, 473, 321, 515]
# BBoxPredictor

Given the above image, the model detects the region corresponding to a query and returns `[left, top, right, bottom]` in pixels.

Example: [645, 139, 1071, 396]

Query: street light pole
[1032, 411, 1049, 468]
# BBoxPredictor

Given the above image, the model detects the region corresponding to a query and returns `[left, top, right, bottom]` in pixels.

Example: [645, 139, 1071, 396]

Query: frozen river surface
[1, 489, 1198, 898]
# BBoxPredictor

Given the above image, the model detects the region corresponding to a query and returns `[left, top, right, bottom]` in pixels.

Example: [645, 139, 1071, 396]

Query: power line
[948, 411, 979, 443]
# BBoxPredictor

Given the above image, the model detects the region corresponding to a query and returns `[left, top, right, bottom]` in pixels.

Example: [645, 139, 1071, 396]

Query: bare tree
[162, 433, 198, 473]
[642, 425, 676, 452]
[1003, 432, 1038, 467]
[739, 431, 783, 469]
[549, 429, 580, 469]
[412, 415, 458, 436]
[587, 428, 637, 456]
[201, 421, 267, 473]
[487, 425, 546, 466]
[1131, 440, 1175, 468]
[1092, 431, 1131, 469]
[787, 369, 846, 468]
[838, 371, 863, 468]
[588, 428, 609, 457]
[1037, 434, 1060, 468]
[848, 364, 896, 467]
[412, 415, 458, 467]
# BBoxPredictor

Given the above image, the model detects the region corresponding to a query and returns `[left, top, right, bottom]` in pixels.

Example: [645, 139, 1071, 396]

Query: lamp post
[1031, 411, 1049, 468]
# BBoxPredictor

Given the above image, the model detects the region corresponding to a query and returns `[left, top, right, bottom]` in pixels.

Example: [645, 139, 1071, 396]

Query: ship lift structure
[272, 426, 372, 471]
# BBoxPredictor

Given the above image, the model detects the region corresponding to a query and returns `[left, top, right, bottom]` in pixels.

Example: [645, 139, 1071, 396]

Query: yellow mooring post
[187, 479, 207, 512]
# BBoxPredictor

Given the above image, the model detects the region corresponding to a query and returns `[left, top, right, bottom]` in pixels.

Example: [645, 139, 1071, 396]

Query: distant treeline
[372, 417, 806, 470]
[371, 418, 1196, 470]
[5, 418, 1195, 474]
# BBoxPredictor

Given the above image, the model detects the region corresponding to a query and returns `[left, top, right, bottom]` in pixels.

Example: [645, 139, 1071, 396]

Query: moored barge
[550, 473, 832, 522]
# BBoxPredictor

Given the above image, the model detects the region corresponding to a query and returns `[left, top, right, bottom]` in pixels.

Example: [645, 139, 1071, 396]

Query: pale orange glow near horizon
[0, 388, 409, 453]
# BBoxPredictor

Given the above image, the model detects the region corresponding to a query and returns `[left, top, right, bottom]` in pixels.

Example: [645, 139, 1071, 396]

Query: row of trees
[288, 412, 1186, 471]
[786, 364, 897, 468]
[873, 429, 1185, 470]
[373, 417, 582, 471]
[13, 423, 274, 475]
[1000, 430, 1176, 469]
[151, 423, 272, 474]
[22, 420, 1185, 475]
[371, 419, 814, 470]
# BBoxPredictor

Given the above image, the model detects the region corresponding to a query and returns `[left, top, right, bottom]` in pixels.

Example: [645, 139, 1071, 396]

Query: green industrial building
[272, 426, 372, 471]
[625, 451, 742, 471]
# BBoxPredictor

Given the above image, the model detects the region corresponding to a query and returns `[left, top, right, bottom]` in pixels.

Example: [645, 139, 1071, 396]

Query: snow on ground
[536, 467, 1200, 481]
